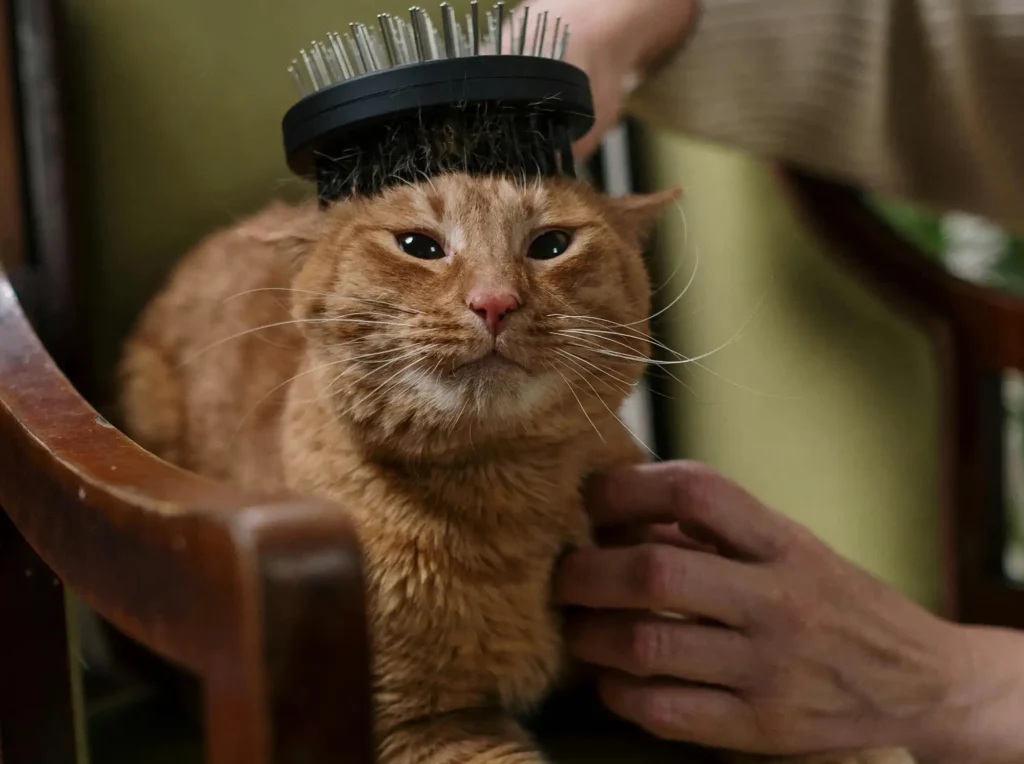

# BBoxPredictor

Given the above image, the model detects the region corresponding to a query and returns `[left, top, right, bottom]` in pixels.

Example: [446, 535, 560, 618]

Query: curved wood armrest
[0, 274, 373, 763]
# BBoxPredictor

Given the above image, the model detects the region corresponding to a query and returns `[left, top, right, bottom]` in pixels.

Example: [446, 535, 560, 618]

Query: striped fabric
[630, 0, 1024, 231]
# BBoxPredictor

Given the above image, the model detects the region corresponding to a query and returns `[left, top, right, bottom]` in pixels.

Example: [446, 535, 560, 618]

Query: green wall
[642, 130, 944, 609]
[60, 0, 471, 389]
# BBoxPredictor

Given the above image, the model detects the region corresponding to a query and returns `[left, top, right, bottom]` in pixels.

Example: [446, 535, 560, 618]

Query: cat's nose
[467, 291, 520, 337]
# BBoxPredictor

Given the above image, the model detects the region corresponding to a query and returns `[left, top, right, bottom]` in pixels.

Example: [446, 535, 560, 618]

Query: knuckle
[670, 462, 719, 512]
[624, 620, 666, 676]
[630, 545, 681, 608]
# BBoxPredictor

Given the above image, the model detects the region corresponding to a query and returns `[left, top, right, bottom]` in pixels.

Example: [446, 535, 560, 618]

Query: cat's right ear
[607, 186, 683, 245]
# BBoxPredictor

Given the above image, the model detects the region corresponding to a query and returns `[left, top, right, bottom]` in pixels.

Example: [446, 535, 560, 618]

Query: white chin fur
[399, 367, 556, 420]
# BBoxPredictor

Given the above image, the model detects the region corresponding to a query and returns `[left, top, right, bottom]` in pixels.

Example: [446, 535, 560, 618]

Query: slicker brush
[281, 3, 594, 202]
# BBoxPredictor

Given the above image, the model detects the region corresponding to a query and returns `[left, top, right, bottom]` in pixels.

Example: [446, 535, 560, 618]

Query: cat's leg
[729, 749, 916, 764]
[379, 709, 547, 764]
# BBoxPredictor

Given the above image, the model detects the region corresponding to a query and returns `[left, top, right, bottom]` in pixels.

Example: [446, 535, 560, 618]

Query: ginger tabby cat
[118, 174, 909, 764]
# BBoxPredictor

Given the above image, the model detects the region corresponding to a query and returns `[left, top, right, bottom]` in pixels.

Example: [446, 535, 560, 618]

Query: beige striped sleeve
[628, 0, 1024, 229]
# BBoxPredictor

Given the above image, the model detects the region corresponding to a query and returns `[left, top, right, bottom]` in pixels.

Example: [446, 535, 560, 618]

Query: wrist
[580, 0, 698, 76]
[629, 0, 701, 74]
[915, 625, 1024, 764]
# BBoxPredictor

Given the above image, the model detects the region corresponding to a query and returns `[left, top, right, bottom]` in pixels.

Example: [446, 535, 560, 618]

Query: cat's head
[292, 173, 678, 459]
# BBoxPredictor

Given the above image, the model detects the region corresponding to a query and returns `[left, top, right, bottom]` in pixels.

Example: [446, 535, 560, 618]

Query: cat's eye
[528, 230, 573, 261]
[396, 233, 445, 260]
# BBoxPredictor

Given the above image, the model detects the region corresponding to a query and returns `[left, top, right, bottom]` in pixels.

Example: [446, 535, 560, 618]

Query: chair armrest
[0, 274, 373, 764]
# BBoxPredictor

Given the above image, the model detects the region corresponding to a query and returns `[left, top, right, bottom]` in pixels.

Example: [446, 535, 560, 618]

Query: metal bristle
[288, 63, 309, 95]
[518, 6, 530, 55]
[379, 14, 398, 67]
[441, 3, 457, 58]
[495, 2, 504, 55]
[288, 2, 569, 91]
[486, 10, 497, 51]
[470, 2, 479, 55]
[425, 12, 441, 59]
[537, 11, 549, 59]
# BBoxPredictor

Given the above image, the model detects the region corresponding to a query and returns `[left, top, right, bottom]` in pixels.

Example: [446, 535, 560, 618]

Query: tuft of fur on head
[315, 105, 577, 200]
[289, 172, 679, 462]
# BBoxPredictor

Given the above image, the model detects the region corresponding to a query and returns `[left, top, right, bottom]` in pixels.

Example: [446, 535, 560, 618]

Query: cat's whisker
[179, 316, 418, 366]
[554, 331, 649, 361]
[558, 326, 695, 366]
[557, 348, 636, 389]
[559, 334, 689, 401]
[221, 287, 424, 319]
[564, 343, 652, 365]
[626, 235, 701, 328]
[564, 327, 747, 367]
[223, 287, 344, 304]
[345, 295, 425, 315]
[285, 345, 432, 405]
[179, 319, 314, 365]
[346, 351, 433, 416]
[687, 358, 804, 401]
[323, 344, 434, 399]
[556, 358, 658, 459]
[552, 349, 634, 398]
[447, 392, 473, 435]
[227, 356, 353, 448]
[545, 361, 604, 443]
[550, 314, 656, 346]
[565, 323, 708, 368]
[648, 197, 691, 299]
[551, 316, 688, 361]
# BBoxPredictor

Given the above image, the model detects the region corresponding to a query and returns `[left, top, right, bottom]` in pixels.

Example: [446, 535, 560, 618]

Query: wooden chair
[781, 168, 1024, 629]
[0, 2, 712, 761]
[0, 1, 372, 762]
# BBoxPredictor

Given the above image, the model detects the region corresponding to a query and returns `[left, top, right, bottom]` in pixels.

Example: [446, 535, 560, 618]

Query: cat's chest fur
[282, 392, 606, 728]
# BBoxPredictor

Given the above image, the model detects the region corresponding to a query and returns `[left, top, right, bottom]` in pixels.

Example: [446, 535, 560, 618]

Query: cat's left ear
[607, 186, 683, 245]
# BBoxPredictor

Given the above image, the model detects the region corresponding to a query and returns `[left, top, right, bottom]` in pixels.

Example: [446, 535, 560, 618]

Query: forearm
[629, 0, 1024, 230]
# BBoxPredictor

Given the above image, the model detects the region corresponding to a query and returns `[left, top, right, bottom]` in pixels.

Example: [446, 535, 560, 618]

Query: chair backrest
[1, 0, 83, 389]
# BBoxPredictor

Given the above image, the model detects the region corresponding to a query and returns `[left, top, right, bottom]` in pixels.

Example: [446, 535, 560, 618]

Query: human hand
[504, 0, 698, 158]
[556, 461, 1024, 763]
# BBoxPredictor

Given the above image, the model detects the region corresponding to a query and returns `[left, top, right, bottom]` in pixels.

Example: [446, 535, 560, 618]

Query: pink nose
[468, 291, 520, 337]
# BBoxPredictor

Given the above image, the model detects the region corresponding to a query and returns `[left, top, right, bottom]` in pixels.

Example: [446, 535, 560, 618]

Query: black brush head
[282, 4, 595, 202]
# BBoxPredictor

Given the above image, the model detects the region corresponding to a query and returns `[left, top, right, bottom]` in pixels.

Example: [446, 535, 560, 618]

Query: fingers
[565, 612, 754, 688]
[554, 543, 762, 627]
[585, 462, 680, 526]
[597, 672, 758, 750]
[586, 461, 799, 561]
[594, 522, 714, 552]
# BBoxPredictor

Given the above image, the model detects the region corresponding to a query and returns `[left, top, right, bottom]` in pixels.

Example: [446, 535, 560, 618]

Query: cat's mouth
[452, 349, 528, 376]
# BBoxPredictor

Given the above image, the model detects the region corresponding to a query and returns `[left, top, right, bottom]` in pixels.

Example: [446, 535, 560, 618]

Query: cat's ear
[607, 186, 682, 245]
[246, 199, 326, 272]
